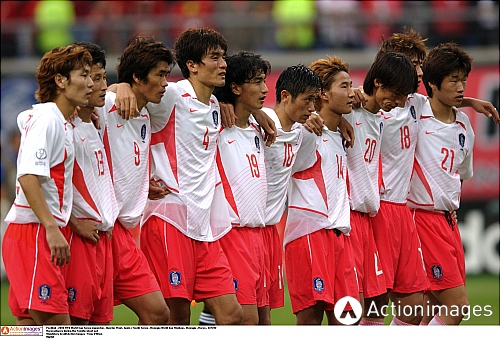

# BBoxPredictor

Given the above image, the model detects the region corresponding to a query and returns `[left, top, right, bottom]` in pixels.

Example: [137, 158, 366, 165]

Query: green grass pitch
[1, 274, 498, 325]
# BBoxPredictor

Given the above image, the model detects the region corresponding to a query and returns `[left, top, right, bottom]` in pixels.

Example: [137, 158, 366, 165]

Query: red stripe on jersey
[346, 168, 351, 198]
[72, 159, 101, 217]
[215, 146, 239, 218]
[151, 105, 178, 184]
[288, 205, 329, 218]
[419, 115, 433, 120]
[455, 121, 466, 130]
[103, 126, 113, 182]
[181, 93, 191, 98]
[413, 160, 434, 201]
[378, 152, 383, 191]
[108, 104, 117, 113]
[50, 152, 66, 213]
[292, 151, 328, 209]
[406, 198, 434, 207]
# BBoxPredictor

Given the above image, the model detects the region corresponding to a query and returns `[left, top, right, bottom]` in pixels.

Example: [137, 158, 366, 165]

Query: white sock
[428, 315, 447, 326]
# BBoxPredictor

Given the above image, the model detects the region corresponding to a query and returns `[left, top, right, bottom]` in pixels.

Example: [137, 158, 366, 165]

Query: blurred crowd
[1, 0, 499, 58]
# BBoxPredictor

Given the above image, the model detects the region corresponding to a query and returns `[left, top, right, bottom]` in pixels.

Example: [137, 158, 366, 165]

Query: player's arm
[220, 102, 237, 128]
[107, 83, 139, 120]
[18, 174, 70, 266]
[148, 180, 170, 200]
[252, 109, 276, 146]
[460, 97, 499, 124]
[304, 112, 324, 136]
[68, 214, 99, 245]
[338, 116, 354, 148]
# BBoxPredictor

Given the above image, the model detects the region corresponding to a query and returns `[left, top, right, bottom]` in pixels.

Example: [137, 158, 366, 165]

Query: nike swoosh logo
[190, 108, 197, 113]
[384, 116, 393, 120]
[355, 122, 362, 126]
[140, 114, 149, 119]
[81, 138, 86, 142]
[425, 131, 435, 134]
[276, 134, 284, 138]
[228, 140, 236, 144]
[117, 124, 124, 128]
[322, 139, 329, 142]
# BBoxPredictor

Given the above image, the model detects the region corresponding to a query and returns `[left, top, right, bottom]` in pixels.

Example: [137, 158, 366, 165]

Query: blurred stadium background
[1, 0, 498, 325]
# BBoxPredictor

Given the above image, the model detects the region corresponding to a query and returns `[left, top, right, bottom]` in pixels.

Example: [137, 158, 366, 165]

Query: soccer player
[64, 41, 119, 325]
[363, 28, 498, 326]
[200, 64, 322, 326]
[117, 28, 243, 325]
[212, 51, 271, 325]
[2, 44, 93, 325]
[339, 51, 420, 319]
[283, 56, 358, 325]
[98, 36, 174, 325]
[407, 42, 474, 326]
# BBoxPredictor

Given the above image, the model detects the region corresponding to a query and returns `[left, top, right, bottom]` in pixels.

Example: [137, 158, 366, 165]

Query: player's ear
[231, 82, 242, 96]
[186, 60, 197, 75]
[55, 73, 67, 89]
[281, 90, 290, 104]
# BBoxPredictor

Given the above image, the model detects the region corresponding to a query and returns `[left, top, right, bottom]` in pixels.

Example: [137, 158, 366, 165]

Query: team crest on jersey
[169, 271, 181, 286]
[141, 124, 147, 143]
[233, 278, 239, 291]
[254, 136, 260, 153]
[458, 133, 465, 149]
[313, 277, 324, 292]
[39, 284, 51, 301]
[431, 265, 443, 279]
[67, 287, 77, 302]
[410, 105, 417, 121]
[212, 110, 219, 127]
[35, 148, 47, 159]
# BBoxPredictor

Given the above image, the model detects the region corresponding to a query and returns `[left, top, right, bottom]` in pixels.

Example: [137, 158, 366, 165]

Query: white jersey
[72, 118, 118, 231]
[262, 107, 303, 225]
[379, 93, 427, 203]
[407, 102, 474, 212]
[216, 122, 267, 228]
[5, 103, 75, 227]
[141, 79, 231, 241]
[285, 125, 350, 246]
[344, 107, 383, 215]
[98, 92, 150, 229]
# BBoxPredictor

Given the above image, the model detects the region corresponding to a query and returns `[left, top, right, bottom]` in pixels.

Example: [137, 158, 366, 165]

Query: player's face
[322, 71, 354, 115]
[64, 65, 94, 107]
[285, 88, 318, 124]
[433, 71, 467, 107]
[374, 84, 408, 112]
[196, 47, 227, 88]
[137, 61, 169, 105]
[411, 57, 423, 88]
[88, 63, 107, 108]
[236, 72, 268, 111]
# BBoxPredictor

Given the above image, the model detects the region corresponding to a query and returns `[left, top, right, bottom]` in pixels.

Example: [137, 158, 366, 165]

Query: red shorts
[370, 201, 429, 293]
[412, 209, 466, 290]
[140, 216, 235, 302]
[284, 228, 359, 314]
[64, 230, 114, 322]
[262, 225, 284, 309]
[219, 227, 265, 307]
[2, 223, 70, 317]
[112, 221, 160, 301]
[349, 211, 386, 298]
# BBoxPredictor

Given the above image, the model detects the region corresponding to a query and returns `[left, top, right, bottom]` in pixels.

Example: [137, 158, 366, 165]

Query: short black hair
[275, 64, 321, 103]
[74, 41, 106, 68]
[364, 51, 418, 96]
[422, 42, 472, 98]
